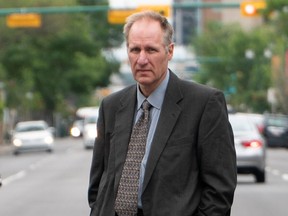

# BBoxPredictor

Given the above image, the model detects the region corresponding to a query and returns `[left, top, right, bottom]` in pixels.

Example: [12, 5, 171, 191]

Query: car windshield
[15, 125, 45, 132]
[85, 116, 97, 124]
[266, 116, 288, 127]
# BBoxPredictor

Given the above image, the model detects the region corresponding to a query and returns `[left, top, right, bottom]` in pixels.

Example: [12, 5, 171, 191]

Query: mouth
[136, 69, 151, 73]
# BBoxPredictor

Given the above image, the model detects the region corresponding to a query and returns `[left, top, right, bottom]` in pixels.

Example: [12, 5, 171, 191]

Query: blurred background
[0, 0, 288, 216]
[0, 0, 287, 141]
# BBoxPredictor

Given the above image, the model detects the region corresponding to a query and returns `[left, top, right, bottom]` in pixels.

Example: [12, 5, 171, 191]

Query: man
[88, 10, 237, 216]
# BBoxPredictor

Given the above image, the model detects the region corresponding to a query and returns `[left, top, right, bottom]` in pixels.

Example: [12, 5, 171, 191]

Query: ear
[168, 43, 174, 60]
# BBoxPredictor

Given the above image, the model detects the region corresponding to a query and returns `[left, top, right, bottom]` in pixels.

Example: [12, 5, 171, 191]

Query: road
[0, 137, 92, 216]
[232, 148, 288, 216]
[0, 137, 288, 216]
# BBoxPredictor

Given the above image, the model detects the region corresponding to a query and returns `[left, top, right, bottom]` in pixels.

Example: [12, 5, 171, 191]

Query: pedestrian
[88, 10, 237, 216]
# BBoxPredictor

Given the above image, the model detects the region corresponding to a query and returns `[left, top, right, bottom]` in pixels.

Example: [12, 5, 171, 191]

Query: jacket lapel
[114, 85, 137, 190]
[142, 72, 183, 192]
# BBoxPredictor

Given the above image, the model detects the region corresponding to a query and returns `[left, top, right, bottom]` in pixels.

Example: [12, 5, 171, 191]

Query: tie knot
[142, 100, 151, 111]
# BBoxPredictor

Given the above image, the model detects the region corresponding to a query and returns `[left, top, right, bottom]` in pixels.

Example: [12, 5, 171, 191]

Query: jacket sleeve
[88, 102, 105, 210]
[196, 91, 237, 216]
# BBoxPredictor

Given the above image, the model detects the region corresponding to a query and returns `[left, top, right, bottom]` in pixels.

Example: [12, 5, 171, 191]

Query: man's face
[127, 18, 174, 96]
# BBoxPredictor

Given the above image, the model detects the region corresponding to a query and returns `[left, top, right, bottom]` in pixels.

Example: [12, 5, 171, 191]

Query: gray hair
[123, 10, 174, 48]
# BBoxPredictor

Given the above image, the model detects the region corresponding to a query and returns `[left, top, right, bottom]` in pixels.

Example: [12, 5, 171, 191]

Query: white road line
[265, 166, 271, 172]
[2, 156, 54, 186]
[2, 170, 27, 186]
[272, 169, 280, 176]
[266, 166, 288, 182]
[282, 174, 288, 181]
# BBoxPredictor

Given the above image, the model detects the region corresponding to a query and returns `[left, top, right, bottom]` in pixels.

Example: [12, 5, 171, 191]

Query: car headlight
[13, 139, 22, 147]
[44, 136, 54, 144]
[70, 127, 81, 137]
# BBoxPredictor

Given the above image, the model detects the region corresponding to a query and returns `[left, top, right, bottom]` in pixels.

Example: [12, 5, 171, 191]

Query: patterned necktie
[115, 100, 151, 216]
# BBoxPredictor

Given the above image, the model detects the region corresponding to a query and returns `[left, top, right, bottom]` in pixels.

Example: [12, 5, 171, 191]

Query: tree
[0, 0, 122, 126]
[262, 0, 288, 113]
[78, 0, 124, 48]
[193, 22, 273, 113]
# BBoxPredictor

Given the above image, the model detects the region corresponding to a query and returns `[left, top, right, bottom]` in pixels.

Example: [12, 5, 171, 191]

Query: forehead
[128, 19, 164, 44]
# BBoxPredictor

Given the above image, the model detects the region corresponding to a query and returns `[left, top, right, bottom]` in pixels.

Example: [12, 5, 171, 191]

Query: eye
[147, 47, 157, 53]
[129, 47, 140, 53]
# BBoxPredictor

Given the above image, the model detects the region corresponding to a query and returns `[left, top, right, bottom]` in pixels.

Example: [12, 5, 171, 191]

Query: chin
[137, 77, 153, 85]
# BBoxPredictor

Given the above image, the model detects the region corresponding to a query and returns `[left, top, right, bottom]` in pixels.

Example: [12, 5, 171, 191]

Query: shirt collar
[136, 70, 170, 111]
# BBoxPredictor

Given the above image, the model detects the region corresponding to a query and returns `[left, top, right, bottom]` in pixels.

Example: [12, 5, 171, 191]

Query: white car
[83, 115, 98, 149]
[12, 120, 54, 155]
[70, 119, 84, 138]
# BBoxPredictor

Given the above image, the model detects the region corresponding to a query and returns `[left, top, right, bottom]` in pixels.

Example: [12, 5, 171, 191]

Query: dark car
[263, 114, 288, 148]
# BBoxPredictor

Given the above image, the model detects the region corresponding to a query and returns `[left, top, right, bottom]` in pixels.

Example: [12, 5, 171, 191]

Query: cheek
[128, 56, 138, 67]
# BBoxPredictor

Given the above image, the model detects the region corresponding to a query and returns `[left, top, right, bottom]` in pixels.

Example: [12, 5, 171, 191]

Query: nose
[137, 51, 148, 65]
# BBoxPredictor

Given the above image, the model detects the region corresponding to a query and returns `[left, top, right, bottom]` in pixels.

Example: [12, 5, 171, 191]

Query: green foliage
[261, 0, 288, 113]
[263, 0, 288, 37]
[0, 0, 122, 122]
[76, 0, 124, 48]
[193, 22, 273, 113]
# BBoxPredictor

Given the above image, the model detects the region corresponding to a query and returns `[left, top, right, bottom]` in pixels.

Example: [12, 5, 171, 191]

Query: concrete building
[174, 0, 264, 45]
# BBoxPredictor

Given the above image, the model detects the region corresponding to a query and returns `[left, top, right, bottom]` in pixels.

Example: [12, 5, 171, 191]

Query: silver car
[12, 120, 54, 155]
[229, 113, 266, 183]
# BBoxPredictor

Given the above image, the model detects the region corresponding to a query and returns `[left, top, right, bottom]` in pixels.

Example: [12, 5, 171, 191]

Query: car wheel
[47, 149, 53, 153]
[255, 169, 265, 183]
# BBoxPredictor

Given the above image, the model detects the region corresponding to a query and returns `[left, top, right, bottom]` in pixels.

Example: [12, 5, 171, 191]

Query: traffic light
[241, 1, 266, 16]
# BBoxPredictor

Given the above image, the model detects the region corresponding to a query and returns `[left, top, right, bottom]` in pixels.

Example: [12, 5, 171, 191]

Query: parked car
[229, 113, 266, 183]
[263, 114, 288, 148]
[83, 114, 98, 149]
[11, 120, 54, 155]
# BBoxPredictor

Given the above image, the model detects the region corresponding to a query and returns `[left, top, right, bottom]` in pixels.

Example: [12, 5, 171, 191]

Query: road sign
[6, 13, 41, 28]
[108, 9, 135, 24]
[108, 5, 171, 24]
[138, 5, 171, 17]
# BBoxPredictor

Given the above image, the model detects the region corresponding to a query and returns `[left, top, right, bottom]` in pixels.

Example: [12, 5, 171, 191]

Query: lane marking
[1, 156, 54, 186]
[282, 174, 288, 181]
[266, 166, 288, 182]
[272, 169, 280, 176]
[2, 170, 26, 186]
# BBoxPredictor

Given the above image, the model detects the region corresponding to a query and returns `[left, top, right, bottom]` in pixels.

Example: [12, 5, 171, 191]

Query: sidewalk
[0, 143, 13, 156]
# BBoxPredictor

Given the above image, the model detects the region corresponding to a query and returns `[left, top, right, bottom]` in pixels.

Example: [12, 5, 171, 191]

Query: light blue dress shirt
[135, 71, 170, 208]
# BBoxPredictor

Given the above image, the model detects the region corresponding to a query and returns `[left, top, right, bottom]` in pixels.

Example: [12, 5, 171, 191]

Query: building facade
[173, 0, 264, 45]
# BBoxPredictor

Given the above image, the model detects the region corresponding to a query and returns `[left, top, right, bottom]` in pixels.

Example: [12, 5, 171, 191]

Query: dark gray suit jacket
[88, 71, 237, 216]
